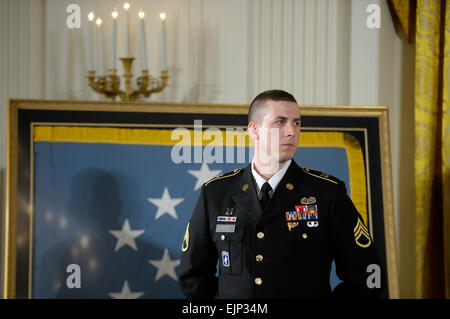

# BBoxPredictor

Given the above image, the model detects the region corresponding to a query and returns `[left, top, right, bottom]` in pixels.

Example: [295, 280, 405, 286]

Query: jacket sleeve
[177, 186, 218, 298]
[330, 182, 385, 298]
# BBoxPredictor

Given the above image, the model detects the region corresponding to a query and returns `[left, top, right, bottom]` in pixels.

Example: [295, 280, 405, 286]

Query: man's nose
[285, 123, 295, 136]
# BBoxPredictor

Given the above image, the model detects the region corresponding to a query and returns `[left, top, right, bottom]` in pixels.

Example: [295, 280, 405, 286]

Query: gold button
[286, 183, 294, 190]
[242, 184, 249, 191]
[302, 233, 308, 239]
[254, 277, 263, 285]
[257, 232, 264, 239]
[221, 235, 226, 241]
[256, 254, 263, 262]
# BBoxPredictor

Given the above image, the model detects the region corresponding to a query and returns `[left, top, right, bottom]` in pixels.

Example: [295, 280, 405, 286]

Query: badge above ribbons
[301, 196, 316, 204]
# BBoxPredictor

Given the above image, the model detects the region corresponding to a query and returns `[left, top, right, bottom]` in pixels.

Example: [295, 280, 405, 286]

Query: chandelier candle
[123, 2, 130, 57]
[139, 11, 148, 70]
[96, 17, 103, 73]
[111, 10, 118, 69]
[87, 12, 95, 70]
[160, 12, 167, 71]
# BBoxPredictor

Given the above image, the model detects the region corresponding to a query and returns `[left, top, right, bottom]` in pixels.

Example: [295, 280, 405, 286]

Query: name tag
[215, 224, 236, 233]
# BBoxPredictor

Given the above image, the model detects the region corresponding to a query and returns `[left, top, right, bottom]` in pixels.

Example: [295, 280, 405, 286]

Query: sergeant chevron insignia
[354, 218, 371, 248]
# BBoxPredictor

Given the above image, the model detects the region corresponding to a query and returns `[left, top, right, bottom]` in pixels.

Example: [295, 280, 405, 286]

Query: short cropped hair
[248, 89, 298, 124]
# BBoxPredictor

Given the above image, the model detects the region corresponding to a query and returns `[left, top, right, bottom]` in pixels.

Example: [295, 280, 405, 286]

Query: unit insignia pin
[225, 207, 234, 215]
[221, 251, 230, 267]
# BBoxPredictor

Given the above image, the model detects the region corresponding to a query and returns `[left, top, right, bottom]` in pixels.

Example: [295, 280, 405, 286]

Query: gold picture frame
[4, 99, 399, 298]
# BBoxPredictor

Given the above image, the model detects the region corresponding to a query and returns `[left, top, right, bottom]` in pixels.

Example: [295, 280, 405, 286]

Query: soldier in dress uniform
[177, 89, 384, 298]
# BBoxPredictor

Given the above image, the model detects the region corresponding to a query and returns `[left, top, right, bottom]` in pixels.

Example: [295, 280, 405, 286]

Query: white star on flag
[109, 219, 145, 252]
[188, 162, 222, 191]
[149, 248, 180, 281]
[148, 187, 184, 220]
[108, 280, 144, 299]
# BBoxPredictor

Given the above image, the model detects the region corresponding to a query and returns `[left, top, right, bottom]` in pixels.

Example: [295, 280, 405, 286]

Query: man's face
[249, 100, 301, 165]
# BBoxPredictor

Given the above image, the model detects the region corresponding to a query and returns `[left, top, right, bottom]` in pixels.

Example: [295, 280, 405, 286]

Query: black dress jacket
[177, 160, 384, 299]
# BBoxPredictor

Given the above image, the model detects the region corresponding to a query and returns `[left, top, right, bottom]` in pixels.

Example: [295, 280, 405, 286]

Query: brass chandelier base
[88, 57, 168, 101]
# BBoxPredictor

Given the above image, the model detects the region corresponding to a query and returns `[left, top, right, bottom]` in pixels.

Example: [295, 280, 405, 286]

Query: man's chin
[278, 156, 293, 164]
[279, 151, 296, 163]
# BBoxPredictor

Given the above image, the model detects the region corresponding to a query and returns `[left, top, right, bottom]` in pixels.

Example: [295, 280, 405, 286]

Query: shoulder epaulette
[302, 167, 339, 184]
[204, 168, 243, 187]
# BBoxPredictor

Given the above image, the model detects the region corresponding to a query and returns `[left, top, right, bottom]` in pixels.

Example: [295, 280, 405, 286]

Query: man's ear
[247, 122, 259, 141]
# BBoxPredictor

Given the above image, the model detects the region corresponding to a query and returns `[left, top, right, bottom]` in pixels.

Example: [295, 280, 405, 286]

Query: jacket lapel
[260, 161, 304, 224]
[231, 165, 263, 222]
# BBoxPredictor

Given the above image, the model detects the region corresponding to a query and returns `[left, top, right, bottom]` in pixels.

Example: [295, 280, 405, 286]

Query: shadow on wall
[34, 169, 160, 298]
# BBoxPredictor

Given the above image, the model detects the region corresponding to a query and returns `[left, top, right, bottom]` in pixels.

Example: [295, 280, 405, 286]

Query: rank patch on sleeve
[354, 218, 372, 248]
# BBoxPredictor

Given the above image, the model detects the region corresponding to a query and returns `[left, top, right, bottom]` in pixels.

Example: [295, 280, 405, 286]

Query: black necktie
[260, 182, 272, 209]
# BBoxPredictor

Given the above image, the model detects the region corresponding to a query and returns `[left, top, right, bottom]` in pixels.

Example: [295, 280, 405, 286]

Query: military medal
[217, 216, 237, 222]
[286, 202, 320, 232]
[285, 211, 298, 221]
[295, 204, 318, 220]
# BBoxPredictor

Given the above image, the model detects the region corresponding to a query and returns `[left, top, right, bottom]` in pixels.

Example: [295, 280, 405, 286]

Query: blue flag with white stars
[32, 127, 353, 298]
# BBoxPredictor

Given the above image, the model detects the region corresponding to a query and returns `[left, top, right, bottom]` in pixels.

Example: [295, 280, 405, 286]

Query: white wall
[0, 0, 414, 297]
[0, 0, 46, 298]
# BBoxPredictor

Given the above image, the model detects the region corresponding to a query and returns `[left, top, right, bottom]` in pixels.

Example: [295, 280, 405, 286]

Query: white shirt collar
[251, 159, 292, 196]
